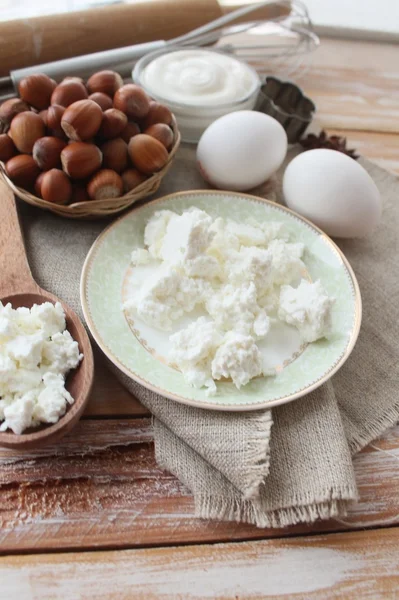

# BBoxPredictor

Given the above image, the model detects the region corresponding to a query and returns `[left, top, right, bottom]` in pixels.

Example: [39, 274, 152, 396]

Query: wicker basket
[0, 120, 181, 219]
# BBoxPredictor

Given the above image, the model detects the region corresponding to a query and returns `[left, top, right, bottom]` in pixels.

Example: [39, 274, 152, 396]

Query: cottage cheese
[124, 208, 335, 395]
[170, 317, 222, 395]
[124, 263, 210, 331]
[278, 279, 335, 343]
[206, 282, 270, 338]
[0, 302, 83, 434]
[211, 331, 264, 389]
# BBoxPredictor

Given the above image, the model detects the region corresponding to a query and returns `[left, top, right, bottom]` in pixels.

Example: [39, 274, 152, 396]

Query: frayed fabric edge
[348, 400, 399, 455]
[194, 492, 357, 529]
[240, 410, 273, 500]
[153, 409, 274, 501]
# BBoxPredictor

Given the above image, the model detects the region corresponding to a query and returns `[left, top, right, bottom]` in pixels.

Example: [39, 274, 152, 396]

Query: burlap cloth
[19, 146, 399, 528]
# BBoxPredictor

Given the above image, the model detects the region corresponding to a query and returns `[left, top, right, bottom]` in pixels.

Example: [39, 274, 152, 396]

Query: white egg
[283, 149, 382, 238]
[197, 111, 287, 191]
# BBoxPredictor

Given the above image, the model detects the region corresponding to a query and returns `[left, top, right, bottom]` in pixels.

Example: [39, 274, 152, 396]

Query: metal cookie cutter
[256, 76, 315, 144]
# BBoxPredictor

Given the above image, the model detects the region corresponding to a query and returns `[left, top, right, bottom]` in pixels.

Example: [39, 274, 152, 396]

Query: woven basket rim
[0, 119, 181, 219]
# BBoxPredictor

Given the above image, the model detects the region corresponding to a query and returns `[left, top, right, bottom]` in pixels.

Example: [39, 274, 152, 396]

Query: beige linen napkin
[19, 147, 399, 527]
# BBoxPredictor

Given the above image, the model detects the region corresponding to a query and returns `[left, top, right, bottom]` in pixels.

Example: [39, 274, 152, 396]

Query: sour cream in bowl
[133, 46, 260, 143]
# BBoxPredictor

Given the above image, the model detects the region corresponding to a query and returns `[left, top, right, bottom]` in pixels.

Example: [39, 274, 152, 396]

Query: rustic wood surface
[1, 32, 399, 598]
[0, 418, 398, 554]
[2, 528, 399, 599]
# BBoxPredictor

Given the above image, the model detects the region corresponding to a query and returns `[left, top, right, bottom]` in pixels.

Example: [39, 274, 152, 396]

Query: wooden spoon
[0, 179, 94, 449]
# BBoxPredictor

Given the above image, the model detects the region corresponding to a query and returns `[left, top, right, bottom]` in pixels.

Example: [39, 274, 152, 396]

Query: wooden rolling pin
[0, 0, 221, 77]
[0, 0, 290, 77]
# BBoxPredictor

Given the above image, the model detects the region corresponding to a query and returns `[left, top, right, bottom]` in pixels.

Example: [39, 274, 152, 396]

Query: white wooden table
[1, 36, 399, 599]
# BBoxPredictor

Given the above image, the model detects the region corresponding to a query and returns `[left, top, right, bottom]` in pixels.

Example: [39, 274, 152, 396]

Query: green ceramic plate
[80, 190, 362, 412]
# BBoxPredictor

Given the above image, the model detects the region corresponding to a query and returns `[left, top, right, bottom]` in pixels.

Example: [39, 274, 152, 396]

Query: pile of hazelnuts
[0, 71, 175, 204]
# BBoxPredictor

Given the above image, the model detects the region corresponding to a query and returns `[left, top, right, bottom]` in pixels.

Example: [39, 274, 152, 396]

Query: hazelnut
[51, 80, 88, 107]
[47, 104, 66, 138]
[10, 111, 45, 153]
[87, 169, 123, 200]
[33, 136, 67, 170]
[0, 134, 17, 162]
[41, 168, 72, 204]
[113, 84, 150, 120]
[142, 101, 172, 128]
[5, 154, 40, 188]
[61, 99, 103, 141]
[98, 108, 127, 139]
[34, 171, 46, 197]
[87, 70, 123, 97]
[38, 109, 49, 126]
[61, 142, 102, 179]
[121, 168, 147, 193]
[0, 98, 30, 132]
[145, 123, 174, 150]
[100, 137, 128, 173]
[128, 133, 168, 175]
[120, 121, 140, 144]
[18, 73, 57, 110]
[89, 92, 113, 112]
[71, 183, 90, 203]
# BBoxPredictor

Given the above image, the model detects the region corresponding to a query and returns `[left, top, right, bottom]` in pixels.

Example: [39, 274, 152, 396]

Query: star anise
[300, 130, 359, 160]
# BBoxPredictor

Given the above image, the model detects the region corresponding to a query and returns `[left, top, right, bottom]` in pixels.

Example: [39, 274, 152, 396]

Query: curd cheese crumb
[169, 317, 222, 395]
[225, 219, 288, 247]
[206, 282, 270, 338]
[42, 330, 83, 376]
[227, 246, 272, 294]
[33, 372, 74, 424]
[208, 217, 240, 264]
[145, 210, 177, 258]
[268, 239, 305, 285]
[160, 208, 215, 264]
[211, 332, 264, 389]
[0, 301, 83, 435]
[0, 392, 36, 435]
[6, 332, 44, 369]
[246, 218, 289, 243]
[123, 264, 209, 331]
[184, 255, 221, 279]
[225, 220, 267, 247]
[30, 301, 66, 337]
[278, 279, 335, 343]
[1, 368, 42, 397]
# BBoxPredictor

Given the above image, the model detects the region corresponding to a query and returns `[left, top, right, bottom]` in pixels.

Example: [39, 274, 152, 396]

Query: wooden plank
[310, 37, 399, 72]
[1, 527, 399, 599]
[84, 351, 149, 417]
[0, 419, 153, 470]
[304, 38, 399, 134]
[301, 65, 399, 133]
[0, 418, 398, 553]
